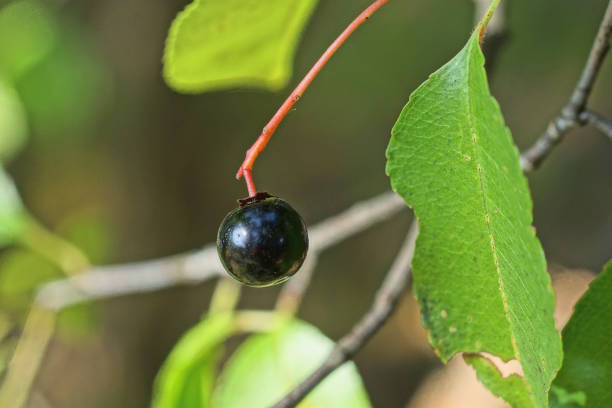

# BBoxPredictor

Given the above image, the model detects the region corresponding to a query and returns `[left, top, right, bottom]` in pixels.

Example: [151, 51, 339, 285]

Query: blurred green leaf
[57, 210, 112, 265]
[163, 0, 318, 93]
[16, 22, 111, 138]
[212, 320, 371, 408]
[0, 81, 28, 162]
[385, 4, 561, 407]
[0, 249, 60, 316]
[0, 246, 97, 337]
[56, 302, 99, 342]
[152, 312, 234, 408]
[0, 0, 57, 80]
[551, 261, 612, 407]
[0, 168, 28, 248]
[550, 386, 586, 408]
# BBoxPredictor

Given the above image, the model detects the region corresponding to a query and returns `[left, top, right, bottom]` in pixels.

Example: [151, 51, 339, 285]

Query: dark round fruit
[216, 193, 308, 287]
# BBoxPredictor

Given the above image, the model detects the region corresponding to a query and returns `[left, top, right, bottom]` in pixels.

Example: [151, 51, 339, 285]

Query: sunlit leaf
[385, 3, 561, 406]
[152, 313, 234, 408]
[163, 0, 318, 93]
[551, 261, 612, 408]
[212, 320, 371, 408]
[0, 0, 57, 79]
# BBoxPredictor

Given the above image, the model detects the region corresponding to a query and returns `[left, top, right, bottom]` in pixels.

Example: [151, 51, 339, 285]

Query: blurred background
[0, 0, 611, 406]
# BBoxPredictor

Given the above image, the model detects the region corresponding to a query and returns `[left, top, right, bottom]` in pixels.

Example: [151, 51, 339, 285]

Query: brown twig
[520, 0, 612, 171]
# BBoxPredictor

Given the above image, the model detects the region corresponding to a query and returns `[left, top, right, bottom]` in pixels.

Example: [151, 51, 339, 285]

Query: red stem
[236, 0, 389, 194]
[243, 169, 257, 197]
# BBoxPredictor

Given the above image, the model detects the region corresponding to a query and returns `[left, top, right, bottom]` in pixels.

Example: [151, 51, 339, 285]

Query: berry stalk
[236, 0, 389, 194]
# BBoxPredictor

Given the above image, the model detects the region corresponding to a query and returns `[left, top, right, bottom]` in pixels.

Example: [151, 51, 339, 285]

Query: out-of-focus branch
[35, 191, 405, 311]
[0, 307, 55, 408]
[521, 0, 612, 171]
[35, 247, 224, 311]
[272, 222, 418, 408]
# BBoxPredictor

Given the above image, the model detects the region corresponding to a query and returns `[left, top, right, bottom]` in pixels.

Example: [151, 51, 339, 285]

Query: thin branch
[35, 192, 405, 311]
[0, 307, 55, 408]
[271, 222, 418, 408]
[521, 0, 612, 171]
[35, 246, 224, 310]
[580, 110, 612, 140]
[276, 192, 405, 312]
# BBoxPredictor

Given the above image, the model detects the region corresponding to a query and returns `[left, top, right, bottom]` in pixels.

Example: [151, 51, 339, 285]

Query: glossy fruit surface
[217, 193, 308, 287]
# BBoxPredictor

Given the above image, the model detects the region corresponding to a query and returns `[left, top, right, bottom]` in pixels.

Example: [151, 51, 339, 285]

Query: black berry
[216, 193, 308, 287]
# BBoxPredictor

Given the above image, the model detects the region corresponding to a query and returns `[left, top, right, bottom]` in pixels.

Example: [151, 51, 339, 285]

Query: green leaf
[152, 312, 234, 408]
[15, 21, 111, 139]
[551, 261, 612, 407]
[56, 210, 112, 266]
[212, 320, 371, 408]
[549, 386, 586, 408]
[385, 3, 561, 407]
[0, 0, 57, 80]
[0, 81, 28, 163]
[0, 249, 61, 316]
[163, 0, 318, 93]
[0, 168, 28, 247]
[56, 302, 99, 342]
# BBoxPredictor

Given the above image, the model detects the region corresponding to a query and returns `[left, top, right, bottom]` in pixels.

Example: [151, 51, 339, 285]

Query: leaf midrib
[463, 32, 532, 404]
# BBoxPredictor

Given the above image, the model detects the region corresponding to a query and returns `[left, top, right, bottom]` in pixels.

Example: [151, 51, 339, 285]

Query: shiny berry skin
[216, 193, 308, 287]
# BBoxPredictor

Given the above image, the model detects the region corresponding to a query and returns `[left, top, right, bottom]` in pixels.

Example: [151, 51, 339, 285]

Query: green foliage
[551, 261, 612, 407]
[56, 210, 112, 266]
[0, 249, 60, 316]
[212, 320, 371, 408]
[0, 168, 28, 248]
[15, 22, 111, 138]
[152, 312, 234, 408]
[385, 3, 561, 407]
[549, 386, 586, 408]
[0, 0, 57, 80]
[163, 0, 318, 93]
[0, 81, 27, 163]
